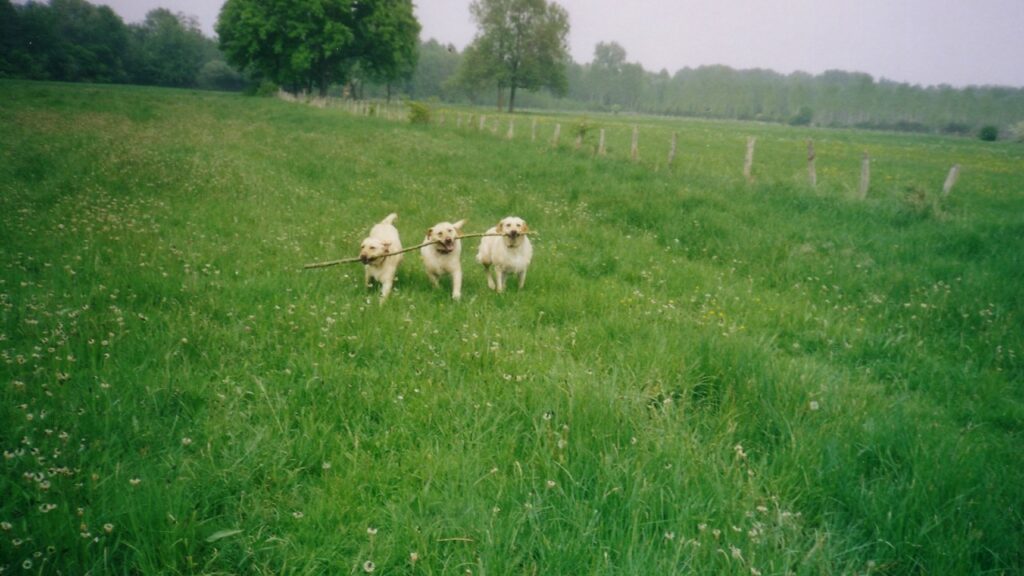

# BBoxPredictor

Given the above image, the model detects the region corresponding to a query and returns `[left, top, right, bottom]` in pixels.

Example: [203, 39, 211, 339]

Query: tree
[458, 0, 570, 113]
[127, 9, 212, 87]
[216, 0, 419, 97]
[355, 0, 420, 101]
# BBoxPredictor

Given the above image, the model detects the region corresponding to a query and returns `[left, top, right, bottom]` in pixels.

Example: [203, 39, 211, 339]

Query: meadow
[1, 80, 1022, 574]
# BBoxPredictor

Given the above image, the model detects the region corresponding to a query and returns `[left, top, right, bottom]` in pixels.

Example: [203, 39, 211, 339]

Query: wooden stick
[743, 136, 756, 183]
[858, 151, 870, 199]
[303, 232, 528, 270]
[942, 164, 960, 197]
[807, 138, 817, 187]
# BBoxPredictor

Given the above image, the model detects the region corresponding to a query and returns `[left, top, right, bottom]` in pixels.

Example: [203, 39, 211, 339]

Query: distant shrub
[408, 101, 431, 124]
[196, 60, 247, 92]
[978, 125, 999, 141]
[573, 117, 594, 139]
[251, 80, 278, 98]
[1012, 121, 1024, 143]
[789, 106, 813, 126]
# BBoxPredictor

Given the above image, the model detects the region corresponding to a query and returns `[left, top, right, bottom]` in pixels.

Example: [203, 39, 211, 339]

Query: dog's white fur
[420, 219, 466, 300]
[477, 216, 532, 292]
[359, 213, 403, 302]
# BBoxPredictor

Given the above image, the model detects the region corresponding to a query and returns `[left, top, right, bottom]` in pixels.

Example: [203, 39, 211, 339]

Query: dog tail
[381, 212, 398, 225]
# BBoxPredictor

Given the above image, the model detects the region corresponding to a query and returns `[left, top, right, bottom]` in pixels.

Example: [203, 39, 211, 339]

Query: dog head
[426, 219, 465, 253]
[497, 216, 528, 246]
[359, 237, 392, 264]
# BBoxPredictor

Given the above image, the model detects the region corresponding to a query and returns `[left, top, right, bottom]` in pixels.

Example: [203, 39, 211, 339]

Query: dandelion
[38, 503, 57, 513]
[664, 531, 675, 541]
[181, 437, 193, 446]
[366, 527, 378, 536]
[545, 479, 557, 489]
[362, 560, 376, 573]
[542, 411, 553, 421]
[292, 511, 304, 519]
[409, 551, 420, 563]
[1, 521, 11, 531]
[809, 400, 820, 411]
[129, 477, 141, 486]
[730, 545, 743, 561]
[23, 559, 32, 569]
[103, 523, 114, 533]
[322, 462, 331, 470]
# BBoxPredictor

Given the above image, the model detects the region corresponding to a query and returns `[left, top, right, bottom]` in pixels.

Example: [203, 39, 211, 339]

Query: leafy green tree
[216, 0, 419, 97]
[355, 0, 420, 101]
[127, 9, 212, 87]
[458, 0, 570, 112]
[10, 0, 129, 82]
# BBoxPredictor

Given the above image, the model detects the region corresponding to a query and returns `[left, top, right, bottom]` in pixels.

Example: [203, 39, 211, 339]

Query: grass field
[1, 80, 1022, 574]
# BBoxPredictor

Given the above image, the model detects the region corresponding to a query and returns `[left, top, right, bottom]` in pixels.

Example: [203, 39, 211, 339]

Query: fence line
[276, 91, 963, 200]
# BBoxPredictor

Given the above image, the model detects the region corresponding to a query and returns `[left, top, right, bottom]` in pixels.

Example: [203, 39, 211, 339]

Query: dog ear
[522, 222, 529, 233]
[453, 219, 466, 231]
[497, 219, 504, 231]
[426, 227, 433, 238]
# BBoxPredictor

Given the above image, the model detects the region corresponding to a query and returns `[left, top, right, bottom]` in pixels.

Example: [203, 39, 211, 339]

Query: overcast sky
[92, 0, 1024, 88]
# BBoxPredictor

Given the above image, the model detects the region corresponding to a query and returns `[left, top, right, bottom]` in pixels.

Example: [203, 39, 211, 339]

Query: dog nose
[360, 255, 369, 264]
[509, 230, 519, 238]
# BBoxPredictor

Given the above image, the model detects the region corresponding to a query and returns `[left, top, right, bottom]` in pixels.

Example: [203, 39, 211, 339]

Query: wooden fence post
[668, 132, 678, 166]
[744, 137, 756, 183]
[598, 129, 606, 156]
[479, 115, 486, 130]
[457, 114, 463, 128]
[552, 123, 561, 148]
[858, 152, 870, 199]
[507, 119, 515, 140]
[630, 125, 639, 161]
[942, 164, 961, 197]
[807, 139, 817, 187]
[531, 118, 538, 142]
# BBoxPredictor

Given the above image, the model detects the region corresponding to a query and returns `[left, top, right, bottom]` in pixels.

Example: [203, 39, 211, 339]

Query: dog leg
[364, 268, 373, 289]
[380, 277, 394, 302]
[495, 267, 506, 293]
[517, 269, 527, 290]
[452, 268, 462, 300]
[483, 264, 496, 290]
[426, 271, 440, 289]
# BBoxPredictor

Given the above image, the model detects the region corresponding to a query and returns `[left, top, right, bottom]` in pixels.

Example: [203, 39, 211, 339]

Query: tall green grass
[1, 81, 1022, 574]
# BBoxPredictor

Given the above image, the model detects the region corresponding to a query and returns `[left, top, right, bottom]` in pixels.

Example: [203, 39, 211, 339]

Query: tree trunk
[508, 84, 517, 113]
[386, 83, 392, 103]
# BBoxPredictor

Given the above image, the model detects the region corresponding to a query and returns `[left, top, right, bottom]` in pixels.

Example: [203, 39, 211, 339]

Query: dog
[420, 219, 466, 300]
[477, 216, 532, 292]
[359, 213, 403, 301]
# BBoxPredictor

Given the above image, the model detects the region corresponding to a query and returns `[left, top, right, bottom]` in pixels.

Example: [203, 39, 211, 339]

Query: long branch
[302, 232, 530, 270]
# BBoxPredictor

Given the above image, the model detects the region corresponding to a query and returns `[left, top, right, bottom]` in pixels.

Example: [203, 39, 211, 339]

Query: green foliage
[2, 80, 1024, 575]
[789, 105, 814, 126]
[216, 0, 419, 97]
[253, 79, 279, 97]
[126, 9, 212, 87]
[459, 0, 570, 112]
[978, 124, 999, 141]
[196, 60, 248, 91]
[407, 101, 432, 124]
[1, 0, 240, 90]
[1012, 121, 1024, 143]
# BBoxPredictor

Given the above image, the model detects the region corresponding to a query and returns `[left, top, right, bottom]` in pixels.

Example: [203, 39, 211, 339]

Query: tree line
[0, 0, 247, 91]
[3, 0, 1022, 136]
